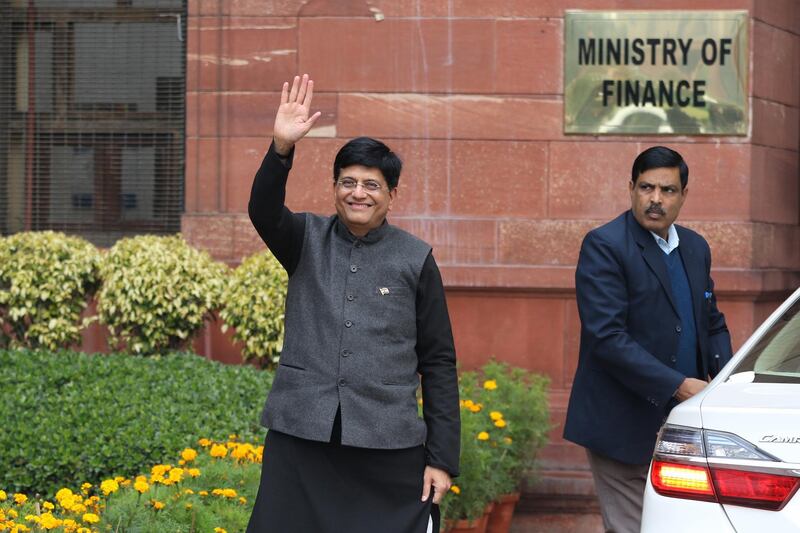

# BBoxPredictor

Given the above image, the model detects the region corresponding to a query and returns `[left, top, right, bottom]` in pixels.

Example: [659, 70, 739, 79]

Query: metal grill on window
[0, 0, 186, 247]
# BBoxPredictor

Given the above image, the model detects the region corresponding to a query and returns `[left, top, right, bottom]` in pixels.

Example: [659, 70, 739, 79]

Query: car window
[732, 299, 800, 383]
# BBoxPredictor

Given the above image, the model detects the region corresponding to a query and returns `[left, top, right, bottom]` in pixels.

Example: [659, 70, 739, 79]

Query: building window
[0, 0, 186, 246]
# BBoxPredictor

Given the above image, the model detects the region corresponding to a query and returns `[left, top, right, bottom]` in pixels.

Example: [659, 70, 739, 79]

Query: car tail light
[712, 468, 800, 511]
[651, 461, 716, 501]
[652, 424, 800, 511]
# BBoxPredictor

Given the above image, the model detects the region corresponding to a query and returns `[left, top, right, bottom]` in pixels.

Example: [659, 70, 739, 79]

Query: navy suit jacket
[564, 210, 733, 465]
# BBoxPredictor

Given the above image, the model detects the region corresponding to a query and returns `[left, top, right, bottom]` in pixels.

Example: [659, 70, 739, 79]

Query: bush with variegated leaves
[219, 251, 287, 367]
[97, 235, 227, 355]
[0, 231, 100, 350]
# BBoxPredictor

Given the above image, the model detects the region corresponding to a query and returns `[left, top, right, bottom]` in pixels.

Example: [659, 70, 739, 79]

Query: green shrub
[0, 231, 100, 350]
[97, 235, 226, 354]
[0, 349, 272, 497]
[219, 251, 288, 367]
[441, 362, 550, 522]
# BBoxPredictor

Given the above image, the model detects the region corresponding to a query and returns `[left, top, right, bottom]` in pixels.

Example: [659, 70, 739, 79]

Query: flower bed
[0, 436, 262, 533]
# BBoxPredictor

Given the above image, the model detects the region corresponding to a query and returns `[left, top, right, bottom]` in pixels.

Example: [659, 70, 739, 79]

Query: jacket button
[345, 320, 353, 328]
[355, 242, 363, 248]
[675, 325, 682, 333]
[670, 356, 677, 363]
[346, 294, 354, 301]
[350, 265, 358, 273]
[338, 378, 346, 386]
[341, 349, 350, 357]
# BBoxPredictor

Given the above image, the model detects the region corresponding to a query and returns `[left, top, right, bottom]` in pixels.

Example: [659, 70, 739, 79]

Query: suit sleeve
[248, 141, 305, 276]
[704, 247, 733, 377]
[575, 231, 685, 407]
[416, 252, 460, 477]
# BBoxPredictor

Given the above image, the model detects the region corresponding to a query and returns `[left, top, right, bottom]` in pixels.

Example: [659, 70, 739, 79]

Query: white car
[641, 287, 800, 533]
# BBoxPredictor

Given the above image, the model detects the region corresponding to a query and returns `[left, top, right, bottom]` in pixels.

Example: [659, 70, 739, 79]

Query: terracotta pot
[485, 492, 521, 533]
[445, 503, 494, 533]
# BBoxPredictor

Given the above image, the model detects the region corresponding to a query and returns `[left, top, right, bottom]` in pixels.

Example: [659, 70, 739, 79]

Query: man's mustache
[646, 204, 665, 216]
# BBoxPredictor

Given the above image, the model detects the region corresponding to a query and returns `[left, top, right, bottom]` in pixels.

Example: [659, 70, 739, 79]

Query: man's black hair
[333, 137, 402, 189]
[631, 146, 689, 189]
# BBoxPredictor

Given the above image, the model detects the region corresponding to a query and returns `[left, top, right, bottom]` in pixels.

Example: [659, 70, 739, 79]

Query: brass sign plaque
[564, 11, 748, 135]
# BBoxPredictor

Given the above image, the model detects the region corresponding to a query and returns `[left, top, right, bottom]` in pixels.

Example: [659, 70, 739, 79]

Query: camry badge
[760, 435, 800, 444]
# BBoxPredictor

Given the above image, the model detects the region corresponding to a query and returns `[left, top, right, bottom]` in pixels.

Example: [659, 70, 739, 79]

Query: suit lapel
[676, 227, 706, 334]
[627, 211, 679, 315]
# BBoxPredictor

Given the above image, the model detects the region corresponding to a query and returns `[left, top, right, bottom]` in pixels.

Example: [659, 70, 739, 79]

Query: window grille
[0, 0, 186, 246]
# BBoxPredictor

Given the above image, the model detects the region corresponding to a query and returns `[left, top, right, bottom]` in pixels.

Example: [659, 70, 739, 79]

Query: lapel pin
[379, 287, 390, 295]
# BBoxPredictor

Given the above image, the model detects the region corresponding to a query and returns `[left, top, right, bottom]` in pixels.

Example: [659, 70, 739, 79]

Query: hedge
[0, 349, 272, 497]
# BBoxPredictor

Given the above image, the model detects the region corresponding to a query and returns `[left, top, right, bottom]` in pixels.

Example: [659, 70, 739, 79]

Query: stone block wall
[184, 0, 800, 503]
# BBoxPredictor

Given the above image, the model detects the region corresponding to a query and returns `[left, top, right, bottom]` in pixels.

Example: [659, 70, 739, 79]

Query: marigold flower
[134, 480, 149, 494]
[450, 485, 461, 494]
[70, 503, 88, 514]
[151, 464, 171, 477]
[55, 488, 74, 502]
[214, 528, 227, 533]
[181, 448, 198, 462]
[483, 379, 498, 390]
[494, 419, 507, 428]
[8, 508, 18, 518]
[503, 436, 513, 445]
[477, 431, 490, 441]
[13, 494, 27, 505]
[39, 512, 62, 529]
[42, 501, 54, 510]
[80, 483, 92, 494]
[151, 500, 165, 511]
[185, 503, 193, 510]
[81, 513, 99, 524]
[168, 468, 184, 483]
[198, 438, 212, 447]
[239, 497, 248, 505]
[0, 489, 7, 501]
[188, 468, 201, 478]
[210, 444, 228, 458]
[462, 399, 474, 408]
[489, 411, 503, 421]
[62, 518, 78, 532]
[468, 404, 482, 413]
[100, 479, 119, 496]
[199, 491, 209, 497]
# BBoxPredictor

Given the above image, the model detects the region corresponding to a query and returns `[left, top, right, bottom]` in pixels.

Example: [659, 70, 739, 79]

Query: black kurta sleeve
[416, 252, 461, 476]
[248, 141, 306, 276]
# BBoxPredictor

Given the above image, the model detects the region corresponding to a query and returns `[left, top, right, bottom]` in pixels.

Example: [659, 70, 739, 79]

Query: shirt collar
[650, 224, 679, 255]
[334, 217, 390, 244]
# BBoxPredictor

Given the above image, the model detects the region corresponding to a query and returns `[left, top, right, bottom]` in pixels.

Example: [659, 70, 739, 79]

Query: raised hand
[273, 74, 322, 156]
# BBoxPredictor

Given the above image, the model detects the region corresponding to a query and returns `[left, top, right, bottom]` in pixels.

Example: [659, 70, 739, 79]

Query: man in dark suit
[564, 146, 733, 533]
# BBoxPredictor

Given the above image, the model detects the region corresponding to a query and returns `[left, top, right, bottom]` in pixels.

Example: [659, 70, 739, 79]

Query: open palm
[273, 74, 321, 154]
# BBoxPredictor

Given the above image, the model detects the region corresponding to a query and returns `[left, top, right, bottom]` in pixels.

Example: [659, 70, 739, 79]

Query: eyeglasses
[336, 178, 386, 193]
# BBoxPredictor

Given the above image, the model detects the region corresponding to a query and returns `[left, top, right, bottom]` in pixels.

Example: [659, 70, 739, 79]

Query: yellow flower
[228, 433, 239, 441]
[489, 411, 503, 421]
[185, 503, 193, 510]
[100, 479, 119, 495]
[198, 438, 212, 447]
[77, 528, 92, 533]
[151, 500, 165, 510]
[42, 501, 54, 510]
[239, 496, 248, 505]
[151, 464, 171, 477]
[134, 480, 149, 494]
[468, 404, 482, 413]
[450, 485, 461, 494]
[0, 489, 6, 501]
[462, 399, 474, 408]
[210, 444, 228, 458]
[15, 525, 32, 533]
[81, 513, 99, 525]
[477, 431, 490, 441]
[168, 468, 184, 483]
[188, 468, 201, 478]
[494, 419, 507, 428]
[8, 508, 18, 518]
[199, 491, 209, 497]
[80, 483, 92, 494]
[184, 489, 195, 495]
[180, 448, 198, 462]
[55, 488, 74, 502]
[214, 528, 227, 533]
[13, 494, 27, 505]
[503, 436, 513, 445]
[483, 379, 498, 390]
[39, 513, 62, 530]
[70, 503, 87, 514]
[61, 518, 78, 532]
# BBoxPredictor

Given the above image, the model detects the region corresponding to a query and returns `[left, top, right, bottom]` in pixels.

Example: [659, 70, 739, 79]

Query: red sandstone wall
[184, 0, 800, 499]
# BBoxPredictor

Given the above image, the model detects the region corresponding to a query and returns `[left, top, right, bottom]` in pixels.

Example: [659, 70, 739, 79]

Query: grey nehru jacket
[261, 213, 433, 449]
